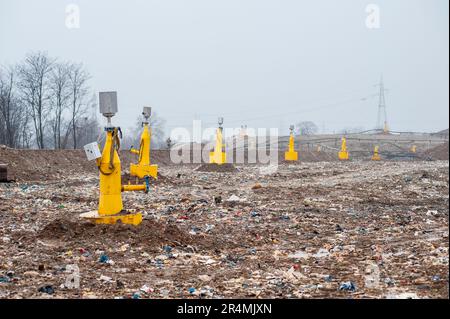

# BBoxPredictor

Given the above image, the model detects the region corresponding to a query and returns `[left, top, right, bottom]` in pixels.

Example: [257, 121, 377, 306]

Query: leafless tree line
[0, 51, 100, 149]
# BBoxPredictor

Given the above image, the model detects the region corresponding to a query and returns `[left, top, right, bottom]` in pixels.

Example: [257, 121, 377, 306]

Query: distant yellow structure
[285, 125, 298, 161]
[130, 107, 158, 180]
[338, 137, 349, 160]
[410, 145, 417, 153]
[371, 145, 381, 161]
[209, 117, 226, 165]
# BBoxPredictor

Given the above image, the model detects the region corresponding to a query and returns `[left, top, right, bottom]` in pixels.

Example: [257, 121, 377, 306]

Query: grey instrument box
[142, 106, 152, 118]
[99, 92, 118, 117]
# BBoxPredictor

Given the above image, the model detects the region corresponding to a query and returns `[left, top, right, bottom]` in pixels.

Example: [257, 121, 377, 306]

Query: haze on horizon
[1, 0, 448, 139]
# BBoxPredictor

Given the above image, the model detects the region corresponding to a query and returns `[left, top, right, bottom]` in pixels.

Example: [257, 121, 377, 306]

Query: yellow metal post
[371, 145, 381, 161]
[97, 129, 123, 216]
[130, 110, 158, 179]
[209, 118, 226, 165]
[338, 137, 349, 161]
[80, 92, 147, 226]
[284, 125, 298, 161]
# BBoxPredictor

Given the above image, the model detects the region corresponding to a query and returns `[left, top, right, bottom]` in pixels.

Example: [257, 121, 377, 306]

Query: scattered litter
[140, 284, 153, 294]
[99, 275, 113, 282]
[99, 254, 113, 264]
[162, 245, 172, 253]
[227, 195, 241, 202]
[250, 211, 261, 217]
[0, 151, 447, 299]
[313, 248, 330, 258]
[339, 282, 357, 292]
[38, 285, 55, 294]
[0, 276, 10, 283]
[251, 183, 262, 190]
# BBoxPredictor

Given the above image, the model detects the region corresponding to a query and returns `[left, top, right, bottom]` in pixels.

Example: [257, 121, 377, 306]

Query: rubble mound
[422, 142, 449, 161]
[0, 148, 174, 182]
[195, 163, 237, 172]
[37, 218, 203, 248]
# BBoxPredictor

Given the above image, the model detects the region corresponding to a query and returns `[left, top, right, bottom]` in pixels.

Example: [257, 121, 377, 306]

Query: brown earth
[422, 142, 449, 161]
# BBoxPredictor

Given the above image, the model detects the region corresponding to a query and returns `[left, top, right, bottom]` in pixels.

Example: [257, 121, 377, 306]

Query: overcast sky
[1, 0, 448, 137]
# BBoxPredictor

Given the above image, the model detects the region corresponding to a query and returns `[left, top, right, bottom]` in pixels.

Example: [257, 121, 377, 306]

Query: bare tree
[122, 110, 166, 150]
[49, 62, 71, 149]
[17, 52, 54, 149]
[296, 121, 318, 136]
[0, 65, 28, 148]
[67, 63, 90, 149]
[0, 66, 16, 146]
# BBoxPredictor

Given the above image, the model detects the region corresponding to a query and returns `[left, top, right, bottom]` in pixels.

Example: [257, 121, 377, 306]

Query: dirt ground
[0, 153, 448, 299]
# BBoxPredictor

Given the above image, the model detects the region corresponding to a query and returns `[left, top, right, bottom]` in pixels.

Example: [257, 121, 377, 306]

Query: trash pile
[0, 158, 448, 298]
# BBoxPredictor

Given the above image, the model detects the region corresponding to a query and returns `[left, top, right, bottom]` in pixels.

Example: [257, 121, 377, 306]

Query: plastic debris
[132, 292, 141, 299]
[99, 275, 113, 282]
[162, 245, 172, 253]
[227, 195, 241, 202]
[339, 282, 357, 292]
[99, 254, 110, 264]
[38, 285, 55, 294]
[0, 276, 10, 283]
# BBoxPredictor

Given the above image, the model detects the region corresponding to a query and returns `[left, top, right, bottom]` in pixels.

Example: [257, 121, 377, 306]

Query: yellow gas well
[284, 125, 298, 161]
[338, 137, 349, 160]
[81, 92, 148, 226]
[130, 107, 158, 180]
[209, 117, 226, 165]
[371, 145, 381, 161]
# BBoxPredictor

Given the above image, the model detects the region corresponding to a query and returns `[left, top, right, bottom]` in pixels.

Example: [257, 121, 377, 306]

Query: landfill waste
[132, 292, 141, 299]
[140, 284, 153, 294]
[227, 194, 241, 202]
[385, 292, 419, 299]
[0, 276, 10, 283]
[99, 254, 110, 264]
[214, 196, 222, 204]
[364, 263, 381, 289]
[0, 153, 447, 299]
[38, 285, 55, 294]
[339, 282, 357, 292]
[99, 275, 113, 282]
[251, 183, 262, 190]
